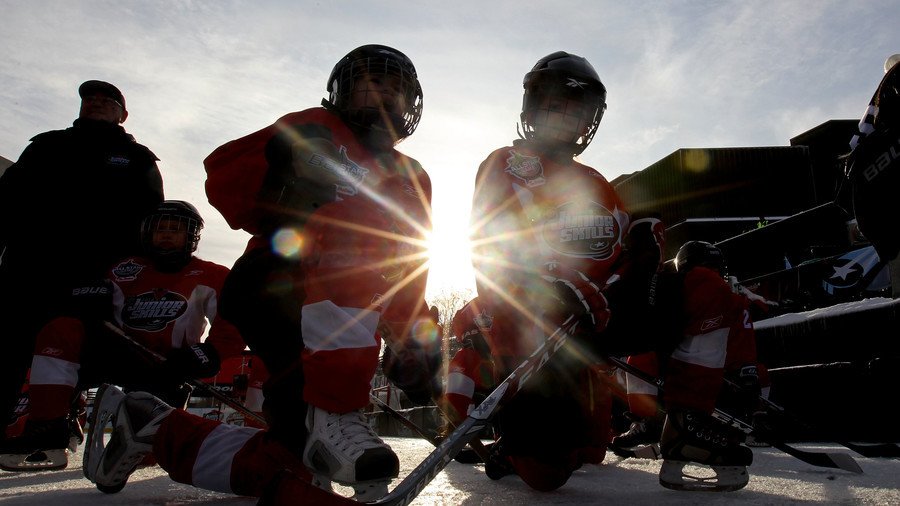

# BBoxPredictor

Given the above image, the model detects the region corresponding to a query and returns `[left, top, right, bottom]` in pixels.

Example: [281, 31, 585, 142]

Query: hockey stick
[367, 316, 577, 506]
[722, 377, 900, 459]
[369, 393, 493, 465]
[369, 394, 439, 444]
[101, 321, 268, 427]
[604, 354, 864, 474]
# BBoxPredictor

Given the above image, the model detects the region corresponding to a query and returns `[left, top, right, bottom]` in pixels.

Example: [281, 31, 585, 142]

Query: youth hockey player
[83, 44, 438, 503]
[611, 240, 764, 491]
[0, 200, 244, 471]
[464, 51, 669, 492]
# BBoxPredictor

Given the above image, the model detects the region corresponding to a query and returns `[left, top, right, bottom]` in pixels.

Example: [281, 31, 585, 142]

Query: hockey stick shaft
[102, 321, 268, 427]
[727, 379, 900, 459]
[369, 393, 490, 462]
[369, 394, 439, 445]
[605, 354, 863, 474]
[369, 316, 576, 506]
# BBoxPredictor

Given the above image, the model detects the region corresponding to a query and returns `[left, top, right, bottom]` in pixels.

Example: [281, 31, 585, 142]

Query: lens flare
[412, 316, 441, 346]
[272, 227, 303, 258]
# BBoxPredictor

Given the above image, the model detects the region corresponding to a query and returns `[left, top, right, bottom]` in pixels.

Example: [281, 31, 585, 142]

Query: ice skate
[658, 409, 752, 492]
[257, 468, 361, 506]
[0, 417, 70, 471]
[610, 412, 663, 460]
[484, 440, 515, 481]
[303, 406, 399, 501]
[83, 384, 173, 493]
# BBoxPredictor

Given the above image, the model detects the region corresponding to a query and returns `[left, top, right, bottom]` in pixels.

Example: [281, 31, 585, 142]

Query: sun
[424, 214, 476, 300]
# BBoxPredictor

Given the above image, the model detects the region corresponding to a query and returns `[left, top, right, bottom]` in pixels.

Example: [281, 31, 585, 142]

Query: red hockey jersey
[109, 256, 245, 359]
[471, 142, 629, 358]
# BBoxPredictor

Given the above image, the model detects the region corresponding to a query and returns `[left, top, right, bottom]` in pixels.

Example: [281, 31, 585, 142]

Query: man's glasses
[83, 95, 123, 108]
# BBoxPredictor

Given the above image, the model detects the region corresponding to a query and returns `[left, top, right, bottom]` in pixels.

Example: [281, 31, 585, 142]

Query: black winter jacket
[0, 118, 164, 290]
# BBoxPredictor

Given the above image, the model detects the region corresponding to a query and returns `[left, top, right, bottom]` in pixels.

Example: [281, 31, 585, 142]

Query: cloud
[2, 0, 899, 290]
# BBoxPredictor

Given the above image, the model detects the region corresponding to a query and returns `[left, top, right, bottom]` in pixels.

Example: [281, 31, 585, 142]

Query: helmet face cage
[141, 201, 203, 264]
[675, 240, 726, 276]
[327, 45, 423, 142]
[520, 53, 607, 155]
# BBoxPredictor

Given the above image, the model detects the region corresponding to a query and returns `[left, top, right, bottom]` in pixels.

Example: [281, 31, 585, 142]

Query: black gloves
[722, 364, 762, 420]
[381, 339, 442, 406]
[166, 342, 221, 379]
[65, 279, 113, 321]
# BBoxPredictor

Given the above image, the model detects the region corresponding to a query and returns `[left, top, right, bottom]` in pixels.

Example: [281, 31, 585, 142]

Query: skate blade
[349, 480, 390, 502]
[0, 449, 68, 472]
[611, 443, 661, 460]
[659, 460, 748, 492]
[310, 473, 389, 502]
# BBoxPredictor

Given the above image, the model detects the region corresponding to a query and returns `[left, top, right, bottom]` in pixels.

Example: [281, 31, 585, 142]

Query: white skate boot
[303, 406, 399, 501]
[83, 384, 173, 494]
[658, 409, 753, 492]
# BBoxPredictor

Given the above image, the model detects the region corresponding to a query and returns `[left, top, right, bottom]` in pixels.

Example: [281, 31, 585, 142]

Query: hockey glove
[64, 279, 113, 321]
[382, 338, 442, 406]
[722, 364, 762, 420]
[166, 342, 221, 379]
[451, 298, 494, 360]
[542, 263, 610, 334]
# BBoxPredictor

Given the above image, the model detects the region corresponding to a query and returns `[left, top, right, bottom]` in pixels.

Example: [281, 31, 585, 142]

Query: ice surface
[1, 437, 898, 505]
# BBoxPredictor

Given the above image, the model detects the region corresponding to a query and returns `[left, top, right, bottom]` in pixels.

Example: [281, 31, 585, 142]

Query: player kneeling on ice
[84, 44, 440, 504]
[0, 200, 246, 472]
[460, 51, 676, 492]
[612, 240, 767, 492]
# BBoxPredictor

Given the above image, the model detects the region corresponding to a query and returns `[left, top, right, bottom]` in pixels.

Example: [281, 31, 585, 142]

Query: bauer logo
[542, 200, 621, 260]
[122, 290, 187, 331]
[862, 135, 900, 182]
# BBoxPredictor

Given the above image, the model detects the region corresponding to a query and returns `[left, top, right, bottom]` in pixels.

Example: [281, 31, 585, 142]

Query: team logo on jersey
[307, 144, 369, 197]
[543, 201, 621, 259]
[473, 310, 493, 332]
[505, 151, 546, 187]
[111, 259, 144, 282]
[122, 290, 188, 332]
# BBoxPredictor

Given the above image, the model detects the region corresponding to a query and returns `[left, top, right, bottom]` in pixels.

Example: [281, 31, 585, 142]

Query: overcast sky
[2, 1, 898, 298]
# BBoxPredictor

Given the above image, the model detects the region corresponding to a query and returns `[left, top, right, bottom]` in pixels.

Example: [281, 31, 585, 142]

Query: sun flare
[425, 216, 476, 299]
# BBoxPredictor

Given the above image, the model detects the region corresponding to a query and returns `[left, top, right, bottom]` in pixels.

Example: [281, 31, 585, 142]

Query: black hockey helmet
[324, 44, 423, 143]
[141, 200, 203, 268]
[674, 240, 726, 276]
[519, 51, 607, 155]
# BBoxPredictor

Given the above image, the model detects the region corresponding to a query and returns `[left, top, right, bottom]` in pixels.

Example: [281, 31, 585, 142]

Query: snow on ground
[1, 437, 898, 505]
